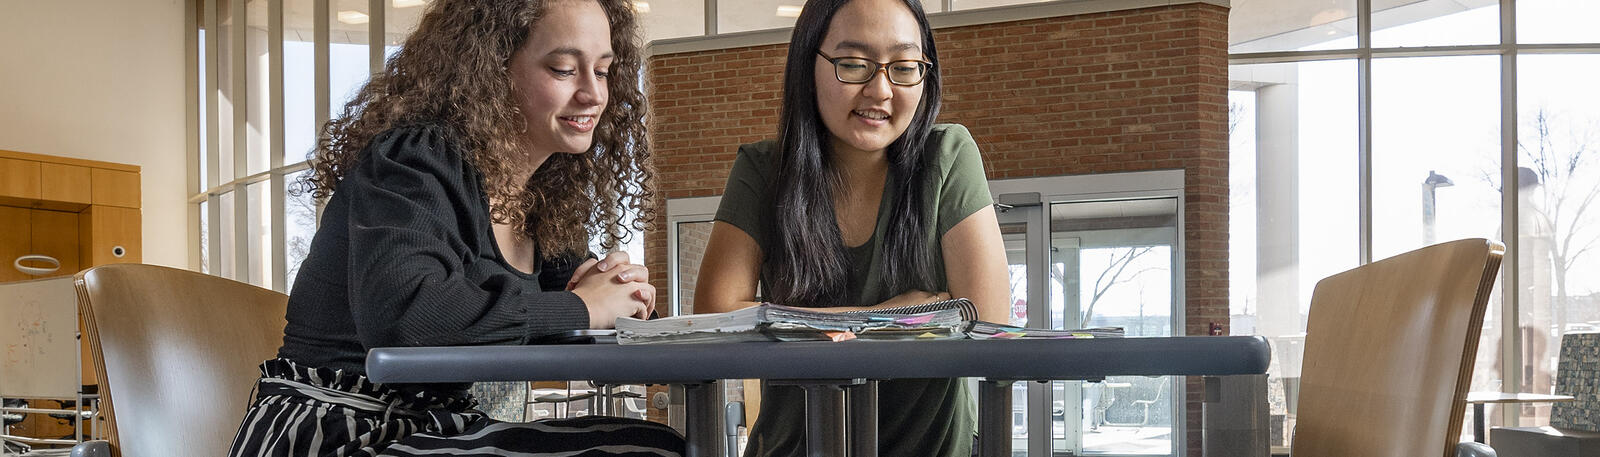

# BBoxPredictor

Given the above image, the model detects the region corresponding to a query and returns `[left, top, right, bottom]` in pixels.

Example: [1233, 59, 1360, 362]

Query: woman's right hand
[570, 267, 654, 329]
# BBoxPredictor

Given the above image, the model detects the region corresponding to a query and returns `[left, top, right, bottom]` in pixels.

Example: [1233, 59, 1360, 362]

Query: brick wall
[644, 3, 1229, 454]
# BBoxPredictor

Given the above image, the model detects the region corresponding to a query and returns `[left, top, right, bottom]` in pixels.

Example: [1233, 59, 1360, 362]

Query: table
[367, 336, 1271, 457]
[1464, 392, 1577, 443]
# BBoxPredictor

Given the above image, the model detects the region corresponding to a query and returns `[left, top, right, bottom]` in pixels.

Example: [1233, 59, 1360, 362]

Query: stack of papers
[617, 298, 1126, 344]
[616, 303, 967, 344]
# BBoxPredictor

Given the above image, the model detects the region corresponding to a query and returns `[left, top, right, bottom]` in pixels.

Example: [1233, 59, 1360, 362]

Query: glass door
[991, 169, 1185, 456]
[995, 194, 1059, 456]
[1052, 198, 1179, 456]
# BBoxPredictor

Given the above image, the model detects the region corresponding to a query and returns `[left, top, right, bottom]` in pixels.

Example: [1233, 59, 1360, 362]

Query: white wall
[0, 0, 191, 269]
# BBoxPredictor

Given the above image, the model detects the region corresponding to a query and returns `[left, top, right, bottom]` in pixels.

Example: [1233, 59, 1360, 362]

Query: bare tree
[1080, 246, 1163, 328]
[284, 175, 321, 285]
[1519, 107, 1600, 319]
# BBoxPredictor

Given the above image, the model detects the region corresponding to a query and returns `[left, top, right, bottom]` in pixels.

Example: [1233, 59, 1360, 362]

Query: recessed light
[393, 0, 426, 8]
[337, 10, 369, 24]
[776, 5, 802, 17]
[633, 1, 650, 13]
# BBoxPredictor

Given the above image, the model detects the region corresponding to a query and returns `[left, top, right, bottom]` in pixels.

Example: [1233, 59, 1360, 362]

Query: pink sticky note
[895, 314, 936, 325]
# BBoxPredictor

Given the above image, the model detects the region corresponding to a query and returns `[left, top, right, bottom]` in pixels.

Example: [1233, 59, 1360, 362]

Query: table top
[1464, 392, 1577, 404]
[366, 336, 1271, 385]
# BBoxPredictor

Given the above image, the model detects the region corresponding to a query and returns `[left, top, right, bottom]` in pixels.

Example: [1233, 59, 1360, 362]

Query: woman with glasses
[694, 0, 1010, 455]
[226, 0, 683, 455]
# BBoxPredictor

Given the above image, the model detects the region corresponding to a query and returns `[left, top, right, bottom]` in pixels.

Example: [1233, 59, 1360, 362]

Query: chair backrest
[1291, 238, 1504, 457]
[75, 264, 287, 457]
[1551, 331, 1600, 432]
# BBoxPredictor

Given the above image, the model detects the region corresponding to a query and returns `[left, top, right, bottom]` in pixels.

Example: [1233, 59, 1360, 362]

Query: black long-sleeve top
[277, 124, 591, 384]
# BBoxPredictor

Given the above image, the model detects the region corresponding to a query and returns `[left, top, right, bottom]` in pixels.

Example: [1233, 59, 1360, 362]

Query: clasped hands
[567, 251, 655, 329]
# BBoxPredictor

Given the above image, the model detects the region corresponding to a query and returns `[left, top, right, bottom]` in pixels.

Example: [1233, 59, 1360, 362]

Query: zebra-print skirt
[227, 359, 684, 457]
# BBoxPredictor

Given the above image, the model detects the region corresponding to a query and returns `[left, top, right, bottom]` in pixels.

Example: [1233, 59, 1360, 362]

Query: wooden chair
[1292, 238, 1504, 457]
[69, 264, 287, 457]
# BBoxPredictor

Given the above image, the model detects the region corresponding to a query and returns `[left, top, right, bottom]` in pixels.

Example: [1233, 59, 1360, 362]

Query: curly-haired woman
[226, 0, 682, 455]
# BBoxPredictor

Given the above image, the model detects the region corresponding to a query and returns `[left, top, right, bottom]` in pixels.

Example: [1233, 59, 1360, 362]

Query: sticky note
[896, 314, 936, 325]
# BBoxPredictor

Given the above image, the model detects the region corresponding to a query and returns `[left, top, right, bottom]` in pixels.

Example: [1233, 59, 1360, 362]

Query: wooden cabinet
[81, 205, 141, 266]
[40, 163, 92, 205]
[0, 208, 80, 283]
[0, 157, 42, 201]
[0, 206, 30, 283]
[31, 209, 82, 276]
[0, 150, 141, 399]
[90, 168, 140, 208]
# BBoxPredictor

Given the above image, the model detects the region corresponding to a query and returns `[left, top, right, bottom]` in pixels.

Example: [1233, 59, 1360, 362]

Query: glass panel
[384, 0, 424, 59]
[999, 217, 1031, 453]
[200, 200, 211, 274]
[247, 180, 272, 288]
[1228, 0, 1355, 53]
[385, 0, 425, 45]
[200, 26, 210, 192]
[1371, 2, 1498, 49]
[247, 0, 270, 175]
[1371, 55, 1501, 261]
[637, 0, 704, 42]
[1228, 59, 1358, 450]
[219, 190, 238, 279]
[715, 0, 942, 35]
[331, 0, 371, 118]
[285, 0, 317, 164]
[1051, 198, 1177, 455]
[285, 169, 319, 289]
[950, 0, 1035, 10]
[1518, 0, 1600, 44]
[675, 220, 715, 316]
[718, 0, 799, 34]
[1514, 54, 1600, 428]
[219, 0, 238, 185]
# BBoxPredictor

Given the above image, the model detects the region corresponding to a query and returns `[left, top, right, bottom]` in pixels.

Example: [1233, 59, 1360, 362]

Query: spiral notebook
[616, 299, 973, 344]
[615, 298, 1123, 344]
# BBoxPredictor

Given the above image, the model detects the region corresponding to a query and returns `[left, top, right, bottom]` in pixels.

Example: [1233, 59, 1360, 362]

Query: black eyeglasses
[817, 51, 932, 86]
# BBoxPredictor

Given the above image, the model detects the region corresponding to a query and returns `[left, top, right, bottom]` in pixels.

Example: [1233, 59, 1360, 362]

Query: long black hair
[765, 0, 942, 307]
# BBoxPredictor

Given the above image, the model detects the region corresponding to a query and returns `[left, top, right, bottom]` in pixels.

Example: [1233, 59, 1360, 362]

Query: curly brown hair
[300, 0, 655, 257]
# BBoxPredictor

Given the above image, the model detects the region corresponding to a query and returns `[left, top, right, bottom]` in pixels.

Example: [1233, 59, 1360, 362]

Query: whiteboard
[0, 276, 80, 398]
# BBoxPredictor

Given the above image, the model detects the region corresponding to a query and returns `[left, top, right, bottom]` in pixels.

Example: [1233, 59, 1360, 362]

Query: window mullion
[1357, 0, 1373, 265]
[271, 0, 288, 291]
[206, 0, 222, 276]
[1499, 0, 1522, 425]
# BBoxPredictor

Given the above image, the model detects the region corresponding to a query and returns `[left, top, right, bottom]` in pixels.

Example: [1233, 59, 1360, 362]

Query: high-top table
[1464, 392, 1578, 443]
[366, 336, 1272, 457]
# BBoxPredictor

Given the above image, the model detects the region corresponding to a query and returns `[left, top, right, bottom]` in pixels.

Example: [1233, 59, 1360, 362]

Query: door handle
[14, 254, 61, 276]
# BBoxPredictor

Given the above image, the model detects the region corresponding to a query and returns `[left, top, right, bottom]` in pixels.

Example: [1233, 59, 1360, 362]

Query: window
[1229, 0, 1600, 449]
[1514, 53, 1600, 424]
[193, 0, 376, 291]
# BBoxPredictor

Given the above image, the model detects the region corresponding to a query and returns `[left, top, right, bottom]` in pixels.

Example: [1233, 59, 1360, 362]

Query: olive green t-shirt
[714, 124, 994, 457]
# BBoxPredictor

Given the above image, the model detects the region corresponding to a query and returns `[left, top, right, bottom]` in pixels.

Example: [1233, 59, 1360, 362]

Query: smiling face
[507, 0, 614, 161]
[814, 0, 926, 157]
